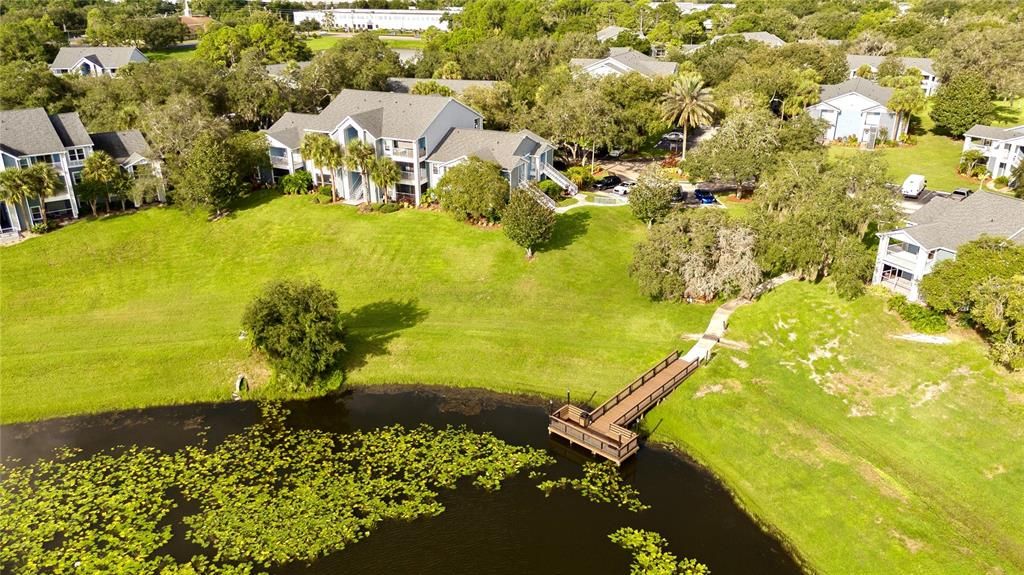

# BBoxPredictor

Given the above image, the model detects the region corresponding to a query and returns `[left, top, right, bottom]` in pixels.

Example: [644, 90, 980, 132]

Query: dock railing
[588, 351, 682, 422]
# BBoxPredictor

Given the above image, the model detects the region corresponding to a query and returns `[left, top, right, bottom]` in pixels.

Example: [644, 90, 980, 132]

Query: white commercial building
[292, 8, 460, 31]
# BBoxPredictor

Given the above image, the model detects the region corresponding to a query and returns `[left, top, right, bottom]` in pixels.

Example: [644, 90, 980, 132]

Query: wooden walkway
[548, 351, 699, 465]
[547, 275, 795, 464]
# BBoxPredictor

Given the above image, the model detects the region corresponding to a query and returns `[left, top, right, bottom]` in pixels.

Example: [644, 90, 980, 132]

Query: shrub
[241, 279, 346, 389]
[565, 166, 594, 189]
[279, 171, 312, 195]
[29, 221, 54, 234]
[312, 185, 333, 204]
[887, 295, 948, 334]
[993, 175, 1009, 188]
[373, 202, 401, 213]
[538, 180, 562, 200]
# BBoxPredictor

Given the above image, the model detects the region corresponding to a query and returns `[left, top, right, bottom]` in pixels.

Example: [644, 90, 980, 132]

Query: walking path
[548, 273, 795, 464]
[555, 192, 628, 213]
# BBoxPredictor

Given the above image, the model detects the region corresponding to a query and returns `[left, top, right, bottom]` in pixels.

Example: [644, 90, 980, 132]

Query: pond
[0, 386, 803, 575]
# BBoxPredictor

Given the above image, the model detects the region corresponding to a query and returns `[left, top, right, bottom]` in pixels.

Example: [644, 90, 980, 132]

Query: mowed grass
[0, 195, 713, 422]
[829, 133, 968, 192]
[143, 34, 422, 62]
[143, 44, 197, 61]
[3, 194, 1022, 574]
[649, 283, 1024, 574]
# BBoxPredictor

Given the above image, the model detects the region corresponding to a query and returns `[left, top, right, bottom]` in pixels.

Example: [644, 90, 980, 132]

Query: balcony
[387, 147, 416, 159]
[399, 170, 427, 184]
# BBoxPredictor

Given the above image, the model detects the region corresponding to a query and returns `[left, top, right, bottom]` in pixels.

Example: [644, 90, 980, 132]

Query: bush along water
[0, 402, 554, 574]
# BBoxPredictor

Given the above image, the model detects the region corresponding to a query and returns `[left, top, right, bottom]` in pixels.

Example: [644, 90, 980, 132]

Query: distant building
[807, 78, 909, 146]
[292, 8, 460, 31]
[0, 108, 158, 237]
[49, 47, 148, 78]
[264, 90, 570, 206]
[596, 25, 630, 43]
[846, 55, 941, 96]
[873, 192, 1024, 301]
[649, 2, 736, 14]
[386, 78, 498, 95]
[570, 47, 678, 78]
[962, 124, 1024, 181]
[710, 31, 786, 47]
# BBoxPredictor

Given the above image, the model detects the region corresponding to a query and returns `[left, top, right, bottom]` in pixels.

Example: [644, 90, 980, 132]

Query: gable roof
[896, 192, 1024, 251]
[964, 124, 1024, 141]
[596, 25, 629, 42]
[0, 108, 83, 157]
[265, 112, 321, 149]
[570, 47, 678, 78]
[387, 78, 498, 95]
[50, 46, 147, 70]
[264, 90, 481, 147]
[427, 129, 550, 170]
[89, 130, 153, 164]
[50, 113, 92, 148]
[265, 60, 311, 78]
[845, 54, 936, 77]
[819, 78, 894, 107]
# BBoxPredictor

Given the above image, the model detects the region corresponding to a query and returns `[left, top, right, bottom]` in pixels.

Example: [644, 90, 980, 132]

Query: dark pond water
[0, 386, 804, 575]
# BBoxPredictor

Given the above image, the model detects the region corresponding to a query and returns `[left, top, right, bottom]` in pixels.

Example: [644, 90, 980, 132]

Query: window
[72, 171, 83, 184]
[68, 148, 86, 162]
[474, 118, 481, 129]
[865, 112, 881, 126]
[432, 165, 439, 175]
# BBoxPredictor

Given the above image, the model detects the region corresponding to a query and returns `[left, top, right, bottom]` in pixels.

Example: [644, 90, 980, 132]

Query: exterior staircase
[541, 163, 578, 195]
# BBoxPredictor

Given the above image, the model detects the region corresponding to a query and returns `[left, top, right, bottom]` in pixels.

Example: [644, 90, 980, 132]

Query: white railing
[541, 163, 578, 194]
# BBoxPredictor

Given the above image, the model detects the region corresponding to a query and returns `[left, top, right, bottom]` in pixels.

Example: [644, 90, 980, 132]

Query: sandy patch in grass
[693, 379, 742, 399]
[730, 356, 749, 368]
[890, 530, 926, 553]
[912, 381, 950, 408]
[983, 464, 1007, 480]
[894, 333, 953, 345]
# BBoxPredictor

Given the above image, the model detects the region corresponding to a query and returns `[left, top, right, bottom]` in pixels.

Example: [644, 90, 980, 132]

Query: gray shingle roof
[964, 124, 1024, 141]
[265, 112, 320, 149]
[819, 78, 894, 107]
[0, 108, 72, 157]
[314, 90, 466, 140]
[570, 47, 677, 78]
[89, 130, 153, 164]
[596, 25, 629, 42]
[387, 78, 498, 95]
[265, 60, 311, 77]
[845, 54, 936, 77]
[427, 129, 549, 170]
[50, 113, 92, 148]
[50, 46, 147, 70]
[899, 192, 1024, 251]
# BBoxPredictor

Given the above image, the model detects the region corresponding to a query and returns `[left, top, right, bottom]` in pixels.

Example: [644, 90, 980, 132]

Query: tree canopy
[436, 158, 510, 222]
[502, 186, 556, 257]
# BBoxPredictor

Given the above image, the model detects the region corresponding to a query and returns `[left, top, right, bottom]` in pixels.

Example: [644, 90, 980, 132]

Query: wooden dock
[547, 351, 700, 465]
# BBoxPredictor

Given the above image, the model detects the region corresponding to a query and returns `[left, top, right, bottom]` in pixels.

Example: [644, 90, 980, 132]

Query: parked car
[694, 189, 717, 204]
[901, 174, 927, 198]
[951, 187, 973, 200]
[594, 174, 623, 190]
[612, 181, 635, 195]
[662, 132, 685, 142]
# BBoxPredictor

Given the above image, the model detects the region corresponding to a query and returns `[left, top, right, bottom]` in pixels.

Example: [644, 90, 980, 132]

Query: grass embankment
[651, 283, 1024, 574]
[2, 196, 1021, 574]
[0, 196, 712, 422]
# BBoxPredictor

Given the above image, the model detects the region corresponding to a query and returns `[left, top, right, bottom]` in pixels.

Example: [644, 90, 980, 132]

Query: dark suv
[593, 174, 622, 190]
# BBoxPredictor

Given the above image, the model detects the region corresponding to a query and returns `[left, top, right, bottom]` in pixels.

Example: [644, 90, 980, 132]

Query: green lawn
[2, 195, 1021, 574]
[650, 284, 1024, 574]
[143, 44, 196, 61]
[305, 35, 424, 52]
[829, 133, 970, 192]
[0, 196, 713, 422]
[992, 98, 1024, 127]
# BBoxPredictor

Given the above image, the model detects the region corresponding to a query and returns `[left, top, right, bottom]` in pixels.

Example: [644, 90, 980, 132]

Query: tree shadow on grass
[542, 210, 591, 252]
[339, 299, 429, 373]
[223, 188, 282, 216]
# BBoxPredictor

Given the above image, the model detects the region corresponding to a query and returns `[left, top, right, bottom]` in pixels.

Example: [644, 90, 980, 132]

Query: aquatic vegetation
[538, 461, 650, 512]
[610, 527, 710, 575]
[0, 403, 554, 574]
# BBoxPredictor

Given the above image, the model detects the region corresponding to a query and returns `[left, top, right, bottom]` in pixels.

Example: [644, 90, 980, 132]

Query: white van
[901, 174, 927, 198]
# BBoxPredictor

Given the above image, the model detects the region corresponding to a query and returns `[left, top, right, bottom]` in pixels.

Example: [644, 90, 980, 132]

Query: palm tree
[888, 86, 926, 142]
[369, 157, 401, 204]
[300, 133, 344, 202]
[30, 164, 65, 225]
[344, 140, 376, 201]
[787, 70, 821, 118]
[661, 75, 716, 160]
[0, 167, 36, 228]
[83, 151, 127, 211]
